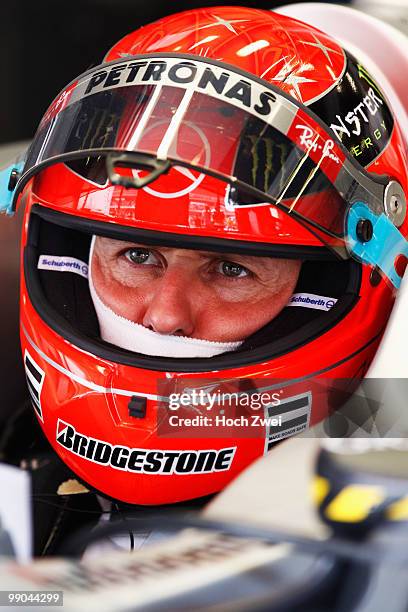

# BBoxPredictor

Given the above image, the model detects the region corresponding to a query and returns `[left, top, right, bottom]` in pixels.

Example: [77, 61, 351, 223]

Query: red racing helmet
[3, 6, 408, 504]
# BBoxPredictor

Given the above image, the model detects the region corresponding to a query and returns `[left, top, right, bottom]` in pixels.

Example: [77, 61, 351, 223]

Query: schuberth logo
[56, 420, 236, 474]
[288, 292, 338, 312]
[38, 255, 89, 279]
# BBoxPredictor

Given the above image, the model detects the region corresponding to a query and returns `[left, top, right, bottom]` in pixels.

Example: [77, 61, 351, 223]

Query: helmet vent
[128, 395, 147, 419]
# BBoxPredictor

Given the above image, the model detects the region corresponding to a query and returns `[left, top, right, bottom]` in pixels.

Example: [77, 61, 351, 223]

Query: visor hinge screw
[384, 180, 406, 227]
[390, 195, 400, 213]
[370, 266, 382, 287]
[7, 168, 20, 192]
[356, 219, 373, 243]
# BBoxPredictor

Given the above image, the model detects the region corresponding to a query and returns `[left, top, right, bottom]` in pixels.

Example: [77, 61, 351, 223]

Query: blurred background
[1, 0, 408, 146]
[0, 0, 360, 145]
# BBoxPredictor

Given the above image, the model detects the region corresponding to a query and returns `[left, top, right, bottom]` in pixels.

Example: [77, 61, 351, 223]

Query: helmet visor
[20, 55, 387, 240]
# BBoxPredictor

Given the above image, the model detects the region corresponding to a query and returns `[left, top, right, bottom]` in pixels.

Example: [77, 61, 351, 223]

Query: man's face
[91, 237, 301, 342]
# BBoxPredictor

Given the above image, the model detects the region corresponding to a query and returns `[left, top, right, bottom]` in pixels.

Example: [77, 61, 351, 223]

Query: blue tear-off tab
[346, 202, 408, 289]
[0, 160, 25, 216]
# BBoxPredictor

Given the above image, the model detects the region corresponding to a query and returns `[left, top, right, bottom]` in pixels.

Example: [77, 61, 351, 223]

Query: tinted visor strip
[16, 56, 388, 224]
[30, 204, 337, 261]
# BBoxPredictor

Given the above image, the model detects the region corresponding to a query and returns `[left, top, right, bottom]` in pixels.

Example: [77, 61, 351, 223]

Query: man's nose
[142, 268, 195, 336]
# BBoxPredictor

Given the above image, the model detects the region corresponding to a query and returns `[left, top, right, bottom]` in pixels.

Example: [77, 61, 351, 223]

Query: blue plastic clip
[0, 159, 25, 216]
[346, 201, 408, 289]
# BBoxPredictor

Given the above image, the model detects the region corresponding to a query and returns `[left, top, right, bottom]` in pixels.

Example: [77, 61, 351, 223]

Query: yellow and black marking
[357, 64, 383, 98]
[312, 449, 408, 536]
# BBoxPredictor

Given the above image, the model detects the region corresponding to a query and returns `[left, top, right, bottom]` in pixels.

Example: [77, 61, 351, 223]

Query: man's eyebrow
[171, 248, 270, 261]
[196, 250, 276, 268]
[203, 250, 272, 261]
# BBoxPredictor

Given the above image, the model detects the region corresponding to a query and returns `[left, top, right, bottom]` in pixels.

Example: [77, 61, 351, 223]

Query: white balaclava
[88, 236, 244, 358]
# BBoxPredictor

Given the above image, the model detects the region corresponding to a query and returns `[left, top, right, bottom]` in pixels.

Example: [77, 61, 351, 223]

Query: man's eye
[125, 248, 155, 265]
[218, 261, 249, 278]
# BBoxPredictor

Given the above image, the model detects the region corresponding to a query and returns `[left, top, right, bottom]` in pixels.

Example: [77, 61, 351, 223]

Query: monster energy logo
[329, 87, 384, 141]
[357, 64, 383, 98]
[309, 52, 394, 167]
[75, 107, 118, 150]
[246, 135, 289, 194]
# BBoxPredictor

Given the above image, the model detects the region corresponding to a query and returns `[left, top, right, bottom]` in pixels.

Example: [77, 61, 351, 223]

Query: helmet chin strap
[88, 236, 244, 358]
